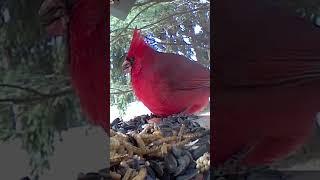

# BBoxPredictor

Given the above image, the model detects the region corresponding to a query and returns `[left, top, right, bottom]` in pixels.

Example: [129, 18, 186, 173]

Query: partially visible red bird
[122, 29, 210, 117]
[39, 0, 108, 131]
[214, 0, 320, 167]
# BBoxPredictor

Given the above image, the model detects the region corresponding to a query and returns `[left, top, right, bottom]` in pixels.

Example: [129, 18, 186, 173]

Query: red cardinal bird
[39, 0, 108, 131]
[122, 29, 210, 117]
[214, 0, 320, 167]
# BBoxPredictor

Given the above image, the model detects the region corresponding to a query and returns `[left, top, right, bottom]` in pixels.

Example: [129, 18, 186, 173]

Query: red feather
[68, 0, 108, 131]
[214, 0, 320, 166]
[126, 29, 210, 116]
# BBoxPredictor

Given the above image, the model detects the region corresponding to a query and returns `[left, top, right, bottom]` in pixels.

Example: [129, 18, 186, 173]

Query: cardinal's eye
[126, 57, 135, 65]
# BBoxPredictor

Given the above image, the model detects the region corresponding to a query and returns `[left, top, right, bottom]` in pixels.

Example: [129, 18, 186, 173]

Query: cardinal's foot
[147, 113, 191, 124]
[168, 111, 197, 119]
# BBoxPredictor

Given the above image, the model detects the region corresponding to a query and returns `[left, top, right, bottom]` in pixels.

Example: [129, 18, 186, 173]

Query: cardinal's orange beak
[122, 60, 131, 74]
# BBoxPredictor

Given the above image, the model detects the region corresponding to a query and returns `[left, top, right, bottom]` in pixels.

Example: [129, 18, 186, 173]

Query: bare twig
[0, 83, 49, 96]
[0, 88, 73, 104]
[133, 0, 174, 9]
[110, 87, 133, 95]
[140, 6, 209, 30]
[111, 5, 209, 40]
[156, 41, 189, 46]
[111, 2, 158, 43]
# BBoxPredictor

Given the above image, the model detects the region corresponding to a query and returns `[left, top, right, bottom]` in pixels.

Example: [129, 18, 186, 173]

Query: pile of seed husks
[110, 114, 210, 180]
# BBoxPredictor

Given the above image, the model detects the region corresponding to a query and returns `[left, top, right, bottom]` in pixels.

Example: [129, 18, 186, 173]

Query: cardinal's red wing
[154, 53, 210, 91]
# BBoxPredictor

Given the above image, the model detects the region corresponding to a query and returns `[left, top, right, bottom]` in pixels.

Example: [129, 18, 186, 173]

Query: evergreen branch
[0, 88, 73, 104]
